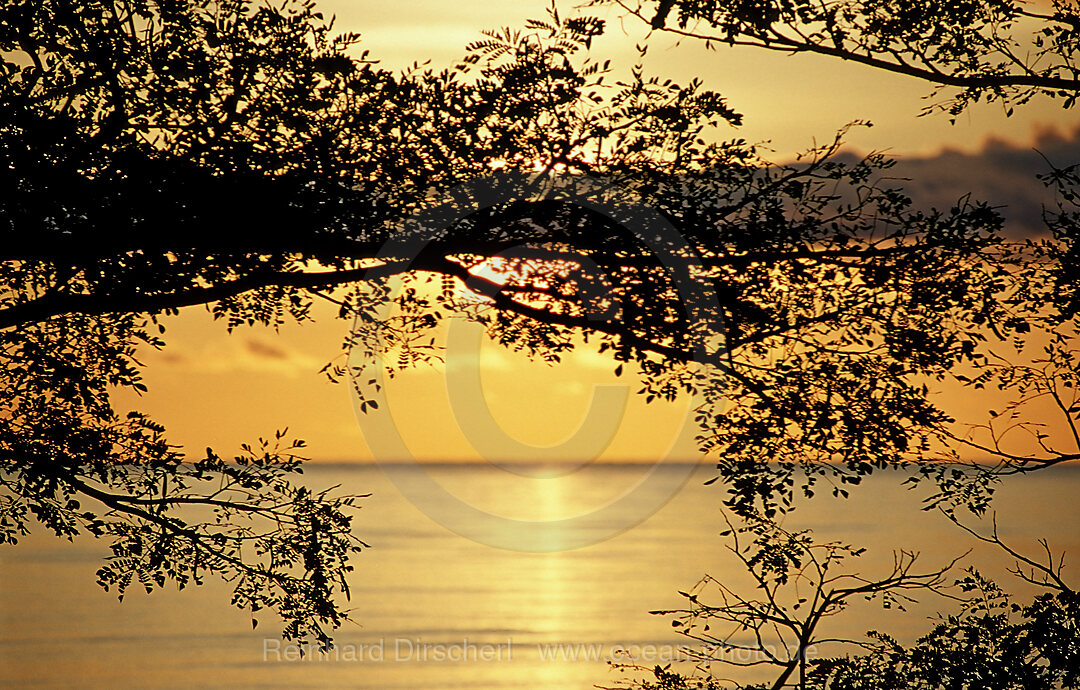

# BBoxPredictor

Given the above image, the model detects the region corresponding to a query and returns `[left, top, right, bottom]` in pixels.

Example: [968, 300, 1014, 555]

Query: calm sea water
[2, 462, 1078, 689]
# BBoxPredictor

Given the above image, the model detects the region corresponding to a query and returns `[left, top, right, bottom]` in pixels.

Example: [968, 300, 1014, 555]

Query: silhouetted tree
[623, 513, 960, 690]
[609, 513, 1079, 690]
[806, 513, 1075, 690]
[2, 0, 1073, 650]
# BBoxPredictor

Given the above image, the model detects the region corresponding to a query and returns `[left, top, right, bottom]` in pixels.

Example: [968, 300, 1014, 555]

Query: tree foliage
[807, 542, 1079, 690]
[620, 512, 959, 690]
[612, 519, 1079, 690]
[607, 0, 1080, 117]
[2, 0, 1078, 654]
[597, 1, 1080, 688]
[1, 0, 392, 648]
[0, 304, 369, 647]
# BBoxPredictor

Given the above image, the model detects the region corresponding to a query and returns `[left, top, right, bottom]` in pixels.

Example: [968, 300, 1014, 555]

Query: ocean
[2, 461, 1078, 689]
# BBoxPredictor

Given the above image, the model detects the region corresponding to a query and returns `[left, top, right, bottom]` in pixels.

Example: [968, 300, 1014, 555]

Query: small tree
[605, 512, 960, 690]
[806, 517, 1079, 690]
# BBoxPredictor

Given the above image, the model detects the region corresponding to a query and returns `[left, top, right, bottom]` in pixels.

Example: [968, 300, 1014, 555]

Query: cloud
[244, 338, 290, 361]
[846, 125, 1080, 237]
[148, 335, 323, 378]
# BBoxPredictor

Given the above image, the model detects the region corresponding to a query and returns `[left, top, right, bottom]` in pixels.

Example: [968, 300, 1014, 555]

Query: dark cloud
[854, 126, 1080, 237]
[157, 351, 187, 365]
[244, 338, 289, 360]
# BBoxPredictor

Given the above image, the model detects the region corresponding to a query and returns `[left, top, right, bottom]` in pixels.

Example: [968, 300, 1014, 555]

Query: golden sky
[113, 296, 702, 462]
[113, 0, 1079, 463]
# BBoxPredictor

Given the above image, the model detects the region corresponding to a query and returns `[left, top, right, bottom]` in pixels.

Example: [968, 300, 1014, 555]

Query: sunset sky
[9, 6, 1080, 690]
[113, 0, 1080, 463]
